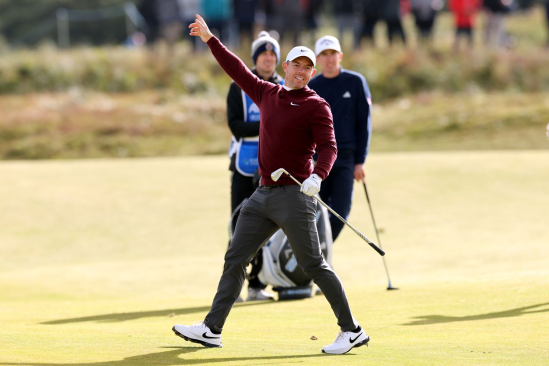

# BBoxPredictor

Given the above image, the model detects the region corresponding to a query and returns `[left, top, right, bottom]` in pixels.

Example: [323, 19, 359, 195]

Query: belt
[259, 185, 285, 189]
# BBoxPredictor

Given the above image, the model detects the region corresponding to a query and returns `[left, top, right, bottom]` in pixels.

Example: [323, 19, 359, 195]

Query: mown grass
[1, 152, 548, 365]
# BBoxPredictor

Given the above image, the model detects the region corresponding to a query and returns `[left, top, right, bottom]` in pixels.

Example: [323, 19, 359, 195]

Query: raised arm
[189, 14, 266, 105]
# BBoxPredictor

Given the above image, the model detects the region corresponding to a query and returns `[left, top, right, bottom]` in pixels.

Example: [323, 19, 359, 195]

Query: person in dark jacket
[360, 0, 383, 47]
[305, 0, 324, 44]
[270, 0, 306, 44]
[226, 31, 283, 301]
[383, 0, 406, 45]
[259, 0, 277, 33]
[334, 0, 362, 49]
[138, 0, 160, 44]
[233, 0, 257, 45]
[309, 35, 371, 242]
[157, 0, 183, 49]
[411, 0, 442, 43]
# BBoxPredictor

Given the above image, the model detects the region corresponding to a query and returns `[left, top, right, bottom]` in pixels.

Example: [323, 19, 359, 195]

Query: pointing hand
[189, 14, 213, 43]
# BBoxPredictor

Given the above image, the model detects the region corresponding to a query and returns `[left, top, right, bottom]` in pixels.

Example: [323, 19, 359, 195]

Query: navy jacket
[308, 68, 371, 165]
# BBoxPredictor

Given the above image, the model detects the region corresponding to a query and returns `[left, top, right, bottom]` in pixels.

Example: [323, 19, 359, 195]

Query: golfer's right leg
[206, 198, 278, 331]
[173, 188, 278, 347]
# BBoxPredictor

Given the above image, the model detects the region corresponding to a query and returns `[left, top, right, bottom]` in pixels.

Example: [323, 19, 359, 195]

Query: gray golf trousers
[204, 184, 358, 333]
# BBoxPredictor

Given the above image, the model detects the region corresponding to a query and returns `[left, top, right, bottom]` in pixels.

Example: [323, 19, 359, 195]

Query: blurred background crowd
[1, 0, 548, 51]
[135, 0, 549, 51]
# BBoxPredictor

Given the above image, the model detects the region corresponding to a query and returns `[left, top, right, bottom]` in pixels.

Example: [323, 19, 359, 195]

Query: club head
[271, 168, 286, 182]
[387, 286, 399, 291]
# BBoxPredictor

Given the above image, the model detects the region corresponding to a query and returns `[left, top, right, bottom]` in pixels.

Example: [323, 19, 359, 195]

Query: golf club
[271, 168, 385, 257]
[363, 181, 398, 290]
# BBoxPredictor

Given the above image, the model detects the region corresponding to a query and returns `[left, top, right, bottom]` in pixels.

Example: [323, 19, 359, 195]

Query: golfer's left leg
[273, 186, 358, 332]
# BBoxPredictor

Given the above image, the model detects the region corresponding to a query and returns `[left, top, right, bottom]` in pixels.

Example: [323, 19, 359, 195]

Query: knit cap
[251, 31, 280, 65]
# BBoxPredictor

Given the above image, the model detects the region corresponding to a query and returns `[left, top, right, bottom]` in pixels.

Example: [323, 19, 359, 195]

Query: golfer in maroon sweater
[173, 14, 369, 355]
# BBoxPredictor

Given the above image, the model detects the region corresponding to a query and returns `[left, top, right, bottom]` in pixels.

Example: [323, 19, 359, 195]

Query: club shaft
[283, 171, 385, 256]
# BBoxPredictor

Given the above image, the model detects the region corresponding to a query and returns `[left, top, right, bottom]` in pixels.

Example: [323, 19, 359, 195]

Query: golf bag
[229, 198, 333, 300]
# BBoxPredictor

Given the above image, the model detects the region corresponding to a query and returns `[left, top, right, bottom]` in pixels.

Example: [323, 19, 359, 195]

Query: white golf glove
[301, 174, 321, 196]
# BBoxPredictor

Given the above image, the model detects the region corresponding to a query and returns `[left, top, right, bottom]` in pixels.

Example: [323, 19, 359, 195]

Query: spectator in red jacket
[449, 0, 482, 52]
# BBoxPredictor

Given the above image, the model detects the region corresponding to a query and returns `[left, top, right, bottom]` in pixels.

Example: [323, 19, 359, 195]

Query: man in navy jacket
[308, 35, 372, 242]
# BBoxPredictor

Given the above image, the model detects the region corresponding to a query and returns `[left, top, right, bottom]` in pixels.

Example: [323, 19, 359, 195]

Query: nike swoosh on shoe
[350, 332, 363, 343]
[202, 332, 221, 339]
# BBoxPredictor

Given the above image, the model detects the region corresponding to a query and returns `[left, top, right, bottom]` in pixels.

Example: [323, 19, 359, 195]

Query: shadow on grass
[41, 301, 279, 325]
[404, 302, 549, 326]
[0, 346, 333, 366]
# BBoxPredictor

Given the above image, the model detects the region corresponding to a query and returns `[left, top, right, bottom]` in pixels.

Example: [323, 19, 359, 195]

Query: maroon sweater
[207, 37, 337, 185]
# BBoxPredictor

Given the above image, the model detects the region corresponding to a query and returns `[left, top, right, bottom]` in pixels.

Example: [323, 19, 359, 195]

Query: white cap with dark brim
[285, 46, 316, 67]
[315, 35, 342, 56]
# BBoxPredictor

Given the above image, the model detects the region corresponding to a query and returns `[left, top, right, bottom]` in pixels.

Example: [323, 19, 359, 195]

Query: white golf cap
[285, 46, 316, 67]
[315, 35, 342, 56]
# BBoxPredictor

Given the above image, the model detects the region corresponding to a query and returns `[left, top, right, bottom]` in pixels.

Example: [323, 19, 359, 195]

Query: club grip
[370, 243, 385, 256]
[359, 232, 385, 256]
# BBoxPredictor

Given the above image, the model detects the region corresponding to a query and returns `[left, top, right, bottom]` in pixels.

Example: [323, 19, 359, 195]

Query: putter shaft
[363, 181, 398, 290]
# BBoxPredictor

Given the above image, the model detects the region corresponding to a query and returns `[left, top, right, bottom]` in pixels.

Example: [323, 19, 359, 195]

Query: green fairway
[1, 151, 548, 365]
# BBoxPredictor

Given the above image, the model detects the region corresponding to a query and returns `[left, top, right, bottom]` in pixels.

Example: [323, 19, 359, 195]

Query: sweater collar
[283, 84, 310, 92]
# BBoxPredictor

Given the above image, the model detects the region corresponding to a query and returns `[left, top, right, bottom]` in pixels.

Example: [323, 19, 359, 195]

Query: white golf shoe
[172, 321, 222, 348]
[247, 287, 275, 301]
[322, 327, 369, 354]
